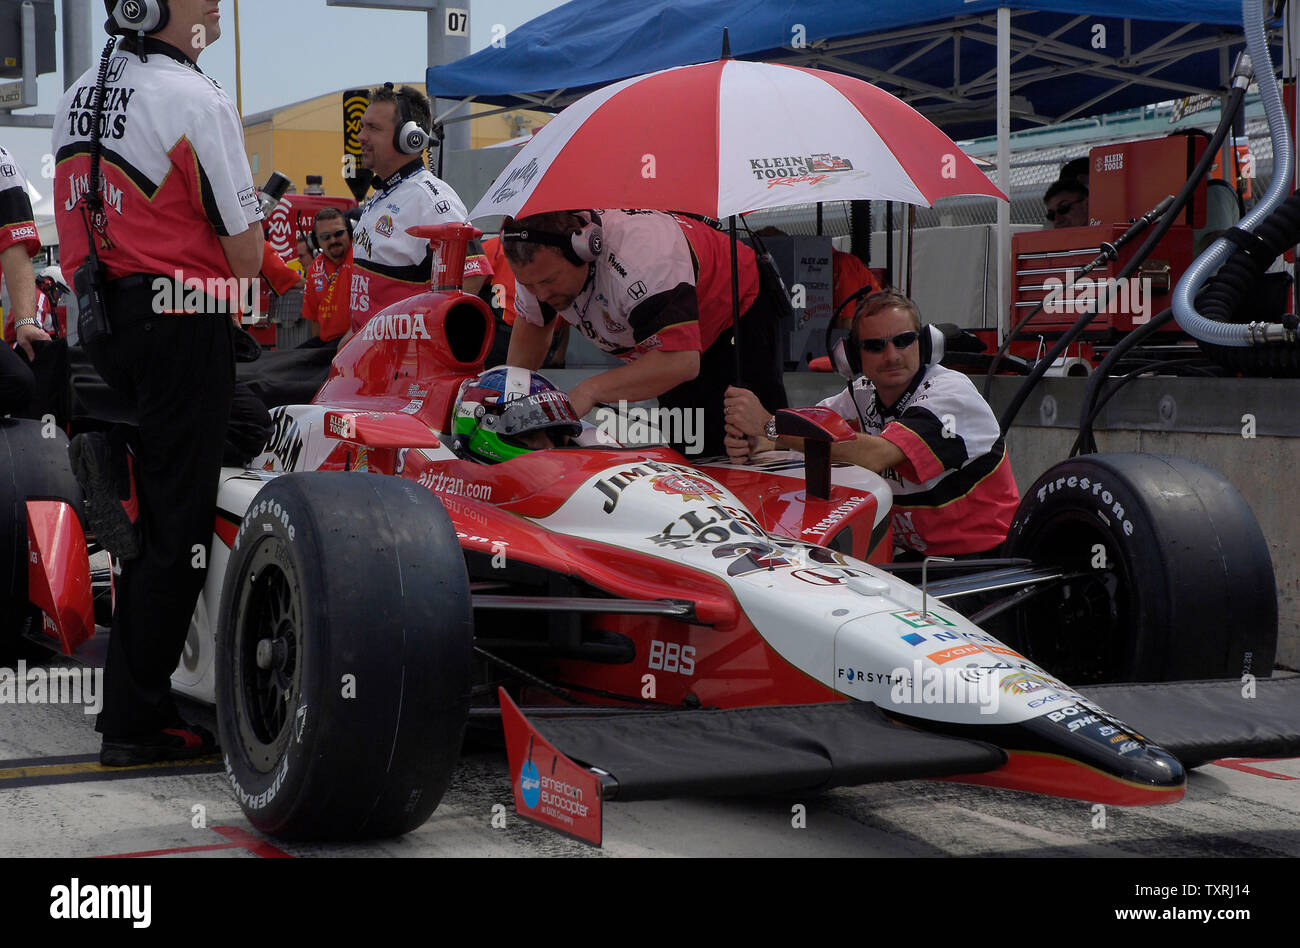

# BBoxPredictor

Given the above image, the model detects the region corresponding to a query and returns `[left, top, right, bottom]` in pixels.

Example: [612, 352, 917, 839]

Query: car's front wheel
[216, 472, 472, 840]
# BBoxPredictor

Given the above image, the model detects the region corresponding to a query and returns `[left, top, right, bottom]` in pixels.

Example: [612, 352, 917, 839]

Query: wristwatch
[763, 416, 778, 440]
[12, 318, 38, 330]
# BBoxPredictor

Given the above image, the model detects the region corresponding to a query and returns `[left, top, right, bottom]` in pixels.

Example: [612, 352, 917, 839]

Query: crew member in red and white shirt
[345, 83, 489, 338]
[53, 0, 264, 766]
[502, 209, 789, 457]
[725, 289, 1019, 557]
[301, 206, 351, 343]
[0, 145, 47, 415]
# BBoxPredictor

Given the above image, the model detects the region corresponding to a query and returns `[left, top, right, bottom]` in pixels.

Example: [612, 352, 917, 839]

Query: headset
[303, 209, 356, 255]
[385, 82, 431, 155]
[499, 211, 604, 266]
[826, 285, 944, 379]
[109, 0, 169, 35]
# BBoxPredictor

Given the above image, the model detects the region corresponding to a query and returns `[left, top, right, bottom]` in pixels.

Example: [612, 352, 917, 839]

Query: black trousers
[0, 338, 35, 417]
[87, 286, 234, 738]
[658, 267, 790, 459]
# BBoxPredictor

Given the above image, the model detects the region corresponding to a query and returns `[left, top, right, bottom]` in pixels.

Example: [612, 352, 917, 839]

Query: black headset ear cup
[113, 0, 168, 33]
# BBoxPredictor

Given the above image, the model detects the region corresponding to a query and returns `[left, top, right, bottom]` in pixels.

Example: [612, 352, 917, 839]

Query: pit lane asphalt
[2, 645, 1297, 858]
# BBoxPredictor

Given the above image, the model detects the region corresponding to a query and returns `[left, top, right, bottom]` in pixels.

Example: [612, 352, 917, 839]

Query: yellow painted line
[0, 755, 221, 783]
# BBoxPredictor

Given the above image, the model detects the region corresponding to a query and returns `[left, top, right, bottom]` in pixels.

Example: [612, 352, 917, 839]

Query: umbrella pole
[730, 214, 743, 388]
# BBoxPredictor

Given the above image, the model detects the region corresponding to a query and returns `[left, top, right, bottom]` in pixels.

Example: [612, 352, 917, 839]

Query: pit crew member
[0, 145, 47, 416]
[725, 289, 1019, 557]
[301, 206, 351, 343]
[54, 0, 264, 765]
[346, 83, 488, 337]
[502, 209, 789, 457]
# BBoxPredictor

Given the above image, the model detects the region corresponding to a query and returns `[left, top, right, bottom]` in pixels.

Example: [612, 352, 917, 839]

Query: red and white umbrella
[470, 59, 1006, 221]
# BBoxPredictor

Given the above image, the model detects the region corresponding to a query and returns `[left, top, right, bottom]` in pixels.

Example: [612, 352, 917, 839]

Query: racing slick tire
[216, 472, 473, 840]
[0, 419, 84, 655]
[1000, 453, 1276, 684]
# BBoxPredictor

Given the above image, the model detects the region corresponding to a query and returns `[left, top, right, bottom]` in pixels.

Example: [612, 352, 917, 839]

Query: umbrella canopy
[470, 60, 1006, 222]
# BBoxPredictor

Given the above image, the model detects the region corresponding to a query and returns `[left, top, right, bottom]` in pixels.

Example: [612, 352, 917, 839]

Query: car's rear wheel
[216, 472, 472, 840]
[999, 453, 1276, 683]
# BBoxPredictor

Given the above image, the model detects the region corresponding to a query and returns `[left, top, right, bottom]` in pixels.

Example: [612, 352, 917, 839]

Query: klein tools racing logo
[748, 153, 856, 188]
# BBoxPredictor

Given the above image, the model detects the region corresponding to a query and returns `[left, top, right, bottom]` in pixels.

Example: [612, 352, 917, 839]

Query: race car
[4, 224, 1295, 844]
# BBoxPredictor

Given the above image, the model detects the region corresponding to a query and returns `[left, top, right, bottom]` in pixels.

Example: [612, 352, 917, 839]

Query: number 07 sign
[445, 8, 468, 35]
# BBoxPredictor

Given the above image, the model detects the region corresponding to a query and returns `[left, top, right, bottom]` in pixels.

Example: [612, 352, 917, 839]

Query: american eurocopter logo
[749, 154, 854, 184]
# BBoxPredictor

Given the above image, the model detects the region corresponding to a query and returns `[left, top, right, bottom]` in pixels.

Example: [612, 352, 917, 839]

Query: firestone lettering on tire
[224, 753, 290, 811]
[1033, 476, 1134, 536]
[234, 501, 296, 551]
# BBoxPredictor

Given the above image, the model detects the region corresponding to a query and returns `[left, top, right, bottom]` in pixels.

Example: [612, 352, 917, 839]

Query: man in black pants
[53, 0, 264, 765]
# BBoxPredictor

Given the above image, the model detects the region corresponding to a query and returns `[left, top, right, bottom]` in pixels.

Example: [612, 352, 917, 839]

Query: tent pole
[996, 6, 1011, 349]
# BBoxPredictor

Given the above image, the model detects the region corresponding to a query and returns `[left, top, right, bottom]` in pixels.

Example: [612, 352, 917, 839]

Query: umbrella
[469, 58, 1006, 221]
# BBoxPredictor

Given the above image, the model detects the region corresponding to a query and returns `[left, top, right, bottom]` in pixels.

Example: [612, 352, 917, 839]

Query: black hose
[998, 84, 1247, 436]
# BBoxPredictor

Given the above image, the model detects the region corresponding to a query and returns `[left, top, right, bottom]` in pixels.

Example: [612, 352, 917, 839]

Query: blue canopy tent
[427, 0, 1280, 333]
[427, 1, 1266, 140]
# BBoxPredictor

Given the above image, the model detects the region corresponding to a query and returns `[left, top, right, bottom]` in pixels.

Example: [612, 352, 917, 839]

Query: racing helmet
[452, 366, 583, 463]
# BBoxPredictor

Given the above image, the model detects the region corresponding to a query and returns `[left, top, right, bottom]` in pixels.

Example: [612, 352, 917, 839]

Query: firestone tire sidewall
[216, 473, 473, 840]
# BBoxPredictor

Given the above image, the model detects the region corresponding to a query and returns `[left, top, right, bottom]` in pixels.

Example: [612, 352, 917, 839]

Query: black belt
[105, 273, 239, 327]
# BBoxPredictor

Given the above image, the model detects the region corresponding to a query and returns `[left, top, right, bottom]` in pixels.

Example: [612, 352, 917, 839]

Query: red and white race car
[6, 225, 1294, 845]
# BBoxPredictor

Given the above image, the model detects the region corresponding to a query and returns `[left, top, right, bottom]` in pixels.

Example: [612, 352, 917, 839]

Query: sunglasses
[1045, 198, 1081, 222]
[317, 228, 348, 241]
[858, 330, 919, 353]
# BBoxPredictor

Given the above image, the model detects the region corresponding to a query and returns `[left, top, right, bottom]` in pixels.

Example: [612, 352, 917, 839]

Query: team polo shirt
[348, 159, 490, 332]
[302, 248, 350, 341]
[818, 364, 1020, 555]
[51, 38, 262, 306]
[514, 210, 760, 361]
[0, 146, 40, 259]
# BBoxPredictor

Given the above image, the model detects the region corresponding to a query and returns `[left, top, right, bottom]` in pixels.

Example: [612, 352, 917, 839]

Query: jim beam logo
[748, 154, 855, 188]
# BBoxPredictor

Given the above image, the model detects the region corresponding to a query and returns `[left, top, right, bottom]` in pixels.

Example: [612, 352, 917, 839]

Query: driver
[452, 366, 584, 463]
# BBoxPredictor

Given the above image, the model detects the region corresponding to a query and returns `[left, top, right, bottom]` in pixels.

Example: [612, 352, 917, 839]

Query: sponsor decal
[790, 566, 871, 585]
[607, 251, 628, 278]
[265, 408, 305, 472]
[927, 643, 984, 665]
[395, 447, 410, 474]
[375, 215, 394, 238]
[646, 503, 765, 550]
[602, 311, 627, 334]
[418, 470, 493, 502]
[519, 760, 541, 808]
[838, 667, 908, 686]
[999, 671, 1051, 695]
[62, 170, 124, 215]
[238, 186, 258, 209]
[435, 200, 450, 215]
[8, 224, 37, 242]
[649, 472, 723, 502]
[801, 496, 867, 535]
[0, 163, 15, 177]
[748, 154, 854, 181]
[892, 609, 955, 629]
[627, 280, 647, 300]
[359, 312, 431, 341]
[592, 460, 680, 513]
[1031, 475, 1134, 536]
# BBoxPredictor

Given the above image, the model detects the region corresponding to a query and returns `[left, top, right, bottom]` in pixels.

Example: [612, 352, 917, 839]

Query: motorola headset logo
[406, 130, 425, 150]
[122, 0, 142, 20]
[591, 233, 603, 255]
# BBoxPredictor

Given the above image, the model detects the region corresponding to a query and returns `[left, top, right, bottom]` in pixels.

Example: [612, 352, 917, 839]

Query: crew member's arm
[506, 313, 555, 370]
[567, 349, 700, 419]
[1, 244, 46, 359]
[220, 227, 265, 282]
[723, 385, 904, 472]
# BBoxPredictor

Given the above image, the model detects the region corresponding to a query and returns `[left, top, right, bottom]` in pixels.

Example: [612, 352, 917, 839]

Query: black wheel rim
[231, 538, 304, 773]
[1009, 513, 1135, 684]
